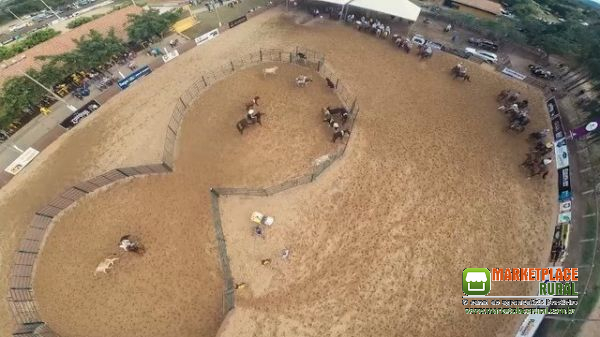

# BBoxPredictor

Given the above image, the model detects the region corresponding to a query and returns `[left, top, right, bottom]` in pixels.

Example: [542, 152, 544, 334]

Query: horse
[528, 129, 550, 143]
[296, 75, 313, 87]
[507, 115, 530, 133]
[451, 65, 470, 81]
[326, 77, 335, 89]
[245, 96, 260, 110]
[418, 45, 432, 59]
[263, 66, 278, 78]
[497, 89, 511, 102]
[402, 42, 412, 54]
[94, 258, 119, 275]
[296, 52, 307, 65]
[119, 235, 145, 255]
[236, 112, 264, 134]
[332, 129, 351, 143]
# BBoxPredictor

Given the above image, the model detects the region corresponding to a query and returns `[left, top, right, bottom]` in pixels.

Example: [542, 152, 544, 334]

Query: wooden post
[179, 97, 187, 108]
[350, 98, 357, 114]
[289, 52, 293, 63]
[335, 79, 339, 89]
[202, 75, 207, 87]
[279, 51, 282, 61]
[260, 49, 263, 61]
[230, 61, 235, 71]
[317, 60, 322, 72]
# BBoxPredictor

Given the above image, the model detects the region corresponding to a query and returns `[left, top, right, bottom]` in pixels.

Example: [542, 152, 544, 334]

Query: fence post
[317, 60, 322, 72]
[260, 49, 263, 61]
[335, 79, 339, 89]
[230, 61, 235, 71]
[279, 51, 282, 61]
[179, 97, 187, 108]
[202, 75, 207, 87]
[289, 52, 293, 63]
[350, 98, 357, 113]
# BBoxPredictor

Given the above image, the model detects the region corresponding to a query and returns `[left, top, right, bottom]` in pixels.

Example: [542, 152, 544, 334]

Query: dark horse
[237, 112, 264, 134]
[451, 66, 470, 81]
[418, 45, 432, 59]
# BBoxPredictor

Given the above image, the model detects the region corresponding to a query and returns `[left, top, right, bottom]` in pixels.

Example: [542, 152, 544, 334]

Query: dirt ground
[0, 7, 556, 337]
[34, 63, 340, 337]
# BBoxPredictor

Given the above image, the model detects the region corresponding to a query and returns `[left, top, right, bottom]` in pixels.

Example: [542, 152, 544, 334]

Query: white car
[464, 47, 498, 64]
[411, 35, 426, 46]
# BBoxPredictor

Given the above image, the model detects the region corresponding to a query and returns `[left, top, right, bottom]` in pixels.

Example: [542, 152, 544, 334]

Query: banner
[195, 28, 219, 46]
[559, 200, 572, 212]
[558, 167, 571, 193]
[228, 15, 247, 28]
[118, 65, 152, 89]
[551, 116, 565, 141]
[162, 49, 179, 63]
[554, 139, 569, 169]
[546, 97, 559, 118]
[558, 212, 571, 224]
[516, 314, 545, 337]
[502, 67, 527, 81]
[570, 118, 599, 140]
[60, 100, 101, 129]
[4, 147, 39, 175]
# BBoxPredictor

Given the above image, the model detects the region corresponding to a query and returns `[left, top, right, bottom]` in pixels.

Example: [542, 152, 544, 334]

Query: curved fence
[7, 46, 359, 336]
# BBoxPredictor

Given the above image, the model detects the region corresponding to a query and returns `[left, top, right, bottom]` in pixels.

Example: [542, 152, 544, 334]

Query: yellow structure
[172, 16, 199, 33]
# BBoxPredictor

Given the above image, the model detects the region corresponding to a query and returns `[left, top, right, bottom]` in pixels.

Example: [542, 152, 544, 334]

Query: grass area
[182, 0, 270, 38]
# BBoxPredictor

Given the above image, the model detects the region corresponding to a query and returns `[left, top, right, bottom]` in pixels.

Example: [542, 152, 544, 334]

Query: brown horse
[332, 129, 351, 143]
[418, 45, 432, 59]
[451, 65, 470, 81]
[236, 112, 264, 134]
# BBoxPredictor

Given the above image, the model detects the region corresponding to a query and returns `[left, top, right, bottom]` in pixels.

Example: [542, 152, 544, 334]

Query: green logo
[463, 268, 491, 296]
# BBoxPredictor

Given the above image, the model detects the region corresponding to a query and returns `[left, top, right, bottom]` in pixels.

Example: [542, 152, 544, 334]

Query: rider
[119, 235, 138, 252]
[247, 108, 258, 122]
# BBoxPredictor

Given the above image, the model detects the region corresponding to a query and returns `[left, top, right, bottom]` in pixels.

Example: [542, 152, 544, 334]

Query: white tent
[347, 0, 421, 22]
[315, 0, 352, 4]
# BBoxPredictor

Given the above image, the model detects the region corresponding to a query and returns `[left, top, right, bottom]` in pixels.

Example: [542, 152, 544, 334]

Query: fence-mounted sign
[60, 100, 101, 129]
[228, 15, 247, 28]
[554, 139, 569, 169]
[546, 97, 559, 118]
[557, 166, 571, 193]
[551, 116, 565, 141]
[195, 28, 219, 46]
[570, 118, 599, 140]
[4, 147, 39, 175]
[501, 67, 527, 81]
[516, 314, 545, 337]
[118, 65, 152, 89]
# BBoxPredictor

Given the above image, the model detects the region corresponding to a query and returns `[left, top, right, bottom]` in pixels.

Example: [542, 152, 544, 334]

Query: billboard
[60, 100, 101, 129]
[118, 65, 152, 89]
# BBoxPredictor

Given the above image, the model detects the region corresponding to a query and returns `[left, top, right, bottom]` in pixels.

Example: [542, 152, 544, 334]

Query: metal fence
[7, 164, 171, 337]
[160, 46, 360, 316]
[540, 133, 600, 337]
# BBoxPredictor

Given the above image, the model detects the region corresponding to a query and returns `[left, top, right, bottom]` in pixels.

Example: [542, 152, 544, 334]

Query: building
[447, 0, 504, 19]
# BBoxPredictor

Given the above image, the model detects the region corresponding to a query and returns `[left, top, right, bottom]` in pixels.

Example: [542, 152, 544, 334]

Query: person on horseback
[247, 108, 258, 123]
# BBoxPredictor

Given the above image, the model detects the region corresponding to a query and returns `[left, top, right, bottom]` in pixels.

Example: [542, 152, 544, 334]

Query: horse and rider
[451, 63, 470, 81]
[237, 96, 264, 134]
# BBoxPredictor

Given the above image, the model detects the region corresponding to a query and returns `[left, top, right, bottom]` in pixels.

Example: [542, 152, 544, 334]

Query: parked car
[529, 64, 555, 79]
[467, 38, 499, 51]
[464, 47, 498, 63]
[411, 35, 426, 46]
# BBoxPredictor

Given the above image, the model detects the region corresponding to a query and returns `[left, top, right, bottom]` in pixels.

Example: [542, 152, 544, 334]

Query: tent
[347, 0, 421, 22]
[315, 0, 352, 5]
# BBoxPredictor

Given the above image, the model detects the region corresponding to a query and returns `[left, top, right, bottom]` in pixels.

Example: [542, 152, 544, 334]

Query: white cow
[262, 66, 279, 78]
[94, 257, 119, 275]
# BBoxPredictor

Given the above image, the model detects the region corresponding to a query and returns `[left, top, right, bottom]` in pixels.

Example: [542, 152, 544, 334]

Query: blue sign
[118, 65, 152, 89]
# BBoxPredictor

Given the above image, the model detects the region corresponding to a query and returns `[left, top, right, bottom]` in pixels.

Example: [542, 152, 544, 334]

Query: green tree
[0, 76, 45, 128]
[0, 28, 60, 61]
[126, 9, 182, 42]
[66, 16, 94, 29]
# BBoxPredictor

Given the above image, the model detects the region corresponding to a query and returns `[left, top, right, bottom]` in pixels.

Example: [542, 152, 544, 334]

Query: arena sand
[0, 7, 555, 337]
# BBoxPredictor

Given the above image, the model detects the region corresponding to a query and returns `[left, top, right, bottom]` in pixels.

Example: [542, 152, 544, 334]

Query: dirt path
[1, 8, 554, 337]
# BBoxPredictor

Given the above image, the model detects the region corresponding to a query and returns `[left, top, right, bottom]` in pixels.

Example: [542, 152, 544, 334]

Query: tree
[67, 16, 94, 29]
[0, 29, 60, 61]
[0, 76, 45, 128]
[126, 9, 182, 42]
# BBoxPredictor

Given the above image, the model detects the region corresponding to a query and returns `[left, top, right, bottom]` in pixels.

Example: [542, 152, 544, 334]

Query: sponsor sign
[557, 167, 571, 193]
[228, 15, 247, 28]
[60, 100, 101, 129]
[5, 147, 39, 175]
[162, 49, 179, 63]
[546, 97, 559, 118]
[195, 28, 219, 46]
[551, 116, 565, 141]
[554, 139, 569, 169]
[559, 200, 572, 212]
[118, 65, 152, 89]
[570, 117, 600, 140]
[558, 212, 572, 224]
[502, 67, 527, 81]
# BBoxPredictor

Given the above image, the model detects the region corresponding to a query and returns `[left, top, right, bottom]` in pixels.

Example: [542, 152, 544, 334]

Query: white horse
[263, 66, 279, 78]
[296, 75, 312, 87]
[94, 257, 118, 275]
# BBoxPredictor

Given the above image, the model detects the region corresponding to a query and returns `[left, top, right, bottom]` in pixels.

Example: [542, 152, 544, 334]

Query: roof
[452, 0, 503, 15]
[349, 0, 421, 22]
[465, 272, 487, 282]
[0, 6, 142, 87]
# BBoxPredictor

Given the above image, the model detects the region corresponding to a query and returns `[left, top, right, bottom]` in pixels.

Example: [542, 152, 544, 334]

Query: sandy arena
[0, 8, 555, 337]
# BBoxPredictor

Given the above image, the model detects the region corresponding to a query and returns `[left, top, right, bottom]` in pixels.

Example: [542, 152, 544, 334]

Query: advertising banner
[118, 65, 152, 89]
[558, 167, 571, 193]
[228, 15, 247, 28]
[551, 116, 565, 141]
[4, 147, 39, 175]
[60, 100, 101, 129]
[554, 139, 569, 169]
[570, 118, 599, 140]
[502, 67, 527, 81]
[162, 49, 180, 63]
[195, 28, 219, 46]
[546, 97, 559, 118]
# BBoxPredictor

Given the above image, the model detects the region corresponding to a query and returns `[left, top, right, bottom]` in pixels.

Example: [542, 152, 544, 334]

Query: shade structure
[348, 0, 421, 22]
